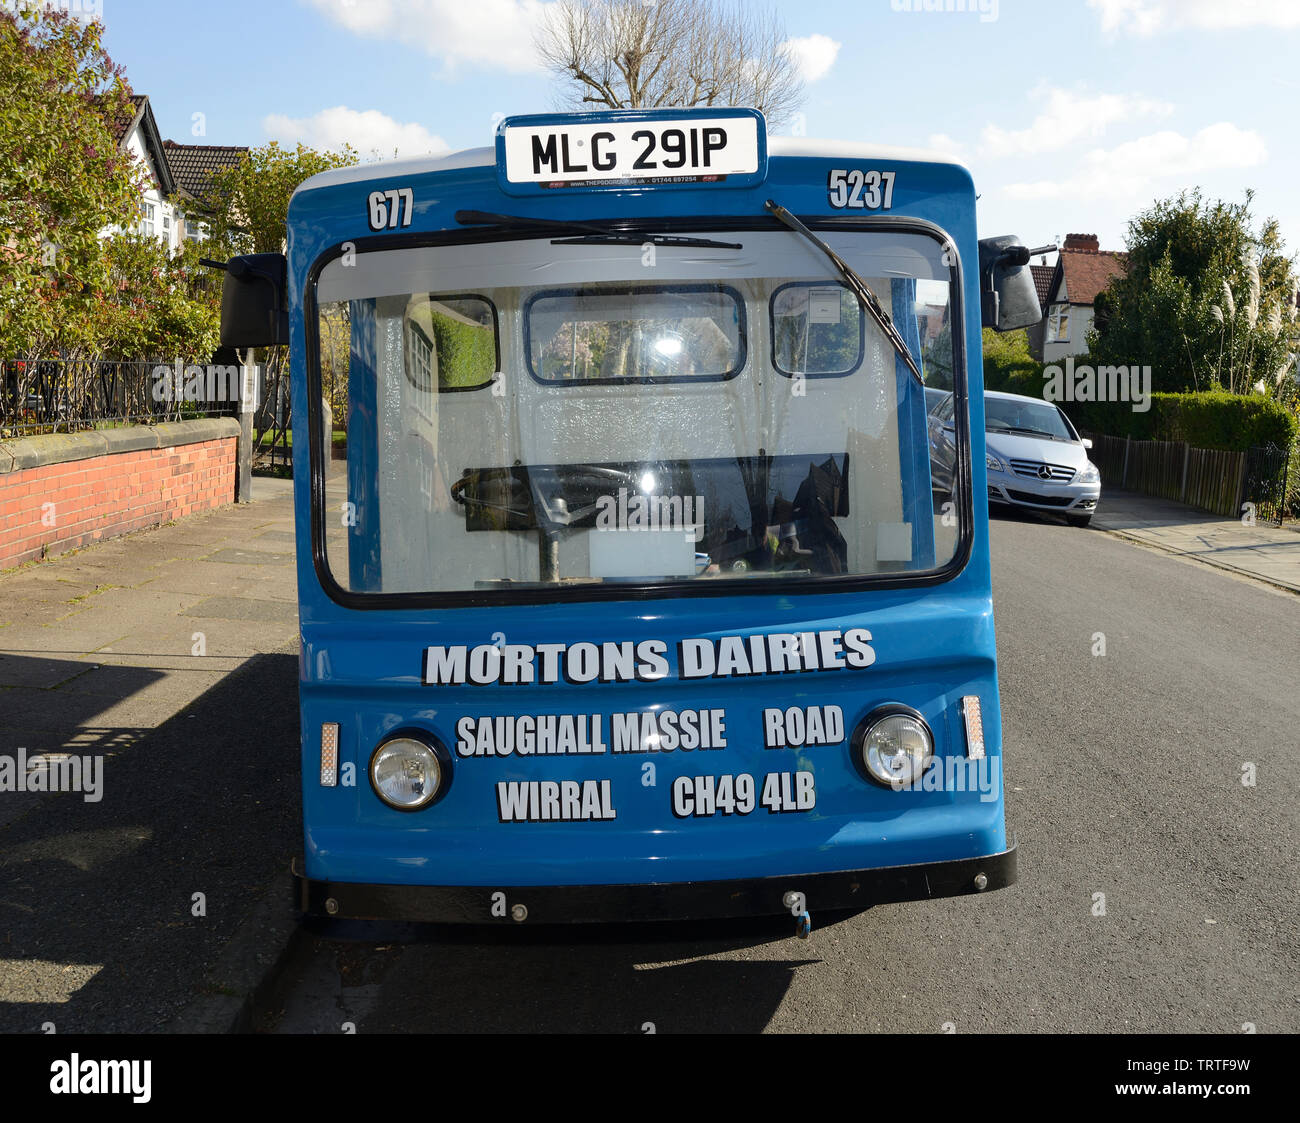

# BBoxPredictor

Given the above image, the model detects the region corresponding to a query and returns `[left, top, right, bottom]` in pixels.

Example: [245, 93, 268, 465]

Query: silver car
[929, 389, 1101, 527]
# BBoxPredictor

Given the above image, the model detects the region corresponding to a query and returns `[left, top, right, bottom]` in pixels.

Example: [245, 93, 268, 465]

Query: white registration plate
[502, 117, 760, 186]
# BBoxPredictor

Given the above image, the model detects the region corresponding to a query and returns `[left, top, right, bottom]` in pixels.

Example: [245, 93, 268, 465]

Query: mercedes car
[930, 389, 1101, 527]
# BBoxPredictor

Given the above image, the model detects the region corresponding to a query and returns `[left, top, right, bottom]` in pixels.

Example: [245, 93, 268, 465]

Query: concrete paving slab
[140, 559, 283, 598]
[181, 595, 299, 623]
[63, 583, 212, 622]
[0, 685, 135, 732]
[0, 617, 134, 656]
[0, 652, 103, 690]
[203, 548, 294, 566]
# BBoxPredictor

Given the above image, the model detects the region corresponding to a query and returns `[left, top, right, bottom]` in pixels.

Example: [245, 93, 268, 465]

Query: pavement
[0, 476, 304, 1032]
[1092, 488, 1300, 594]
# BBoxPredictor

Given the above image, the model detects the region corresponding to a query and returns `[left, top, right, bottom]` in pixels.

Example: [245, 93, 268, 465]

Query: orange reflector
[961, 696, 985, 760]
[320, 722, 340, 786]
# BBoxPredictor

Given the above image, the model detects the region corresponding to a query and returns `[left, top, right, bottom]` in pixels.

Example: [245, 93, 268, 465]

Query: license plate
[501, 115, 761, 187]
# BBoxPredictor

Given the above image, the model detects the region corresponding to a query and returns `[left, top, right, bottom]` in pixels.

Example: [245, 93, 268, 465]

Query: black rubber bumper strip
[292, 840, 1017, 925]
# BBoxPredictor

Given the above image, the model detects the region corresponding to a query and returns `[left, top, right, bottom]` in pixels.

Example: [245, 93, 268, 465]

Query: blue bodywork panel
[285, 114, 1002, 893]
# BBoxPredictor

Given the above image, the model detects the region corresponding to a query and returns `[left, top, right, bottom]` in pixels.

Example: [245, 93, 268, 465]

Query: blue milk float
[214, 108, 1039, 931]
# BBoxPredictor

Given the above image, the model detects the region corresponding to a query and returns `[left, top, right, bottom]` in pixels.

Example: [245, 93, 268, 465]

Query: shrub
[1069, 391, 1297, 452]
[980, 328, 1043, 393]
[428, 311, 495, 389]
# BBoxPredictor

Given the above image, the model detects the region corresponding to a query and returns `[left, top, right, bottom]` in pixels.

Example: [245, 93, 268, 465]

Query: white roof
[294, 135, 967, 196]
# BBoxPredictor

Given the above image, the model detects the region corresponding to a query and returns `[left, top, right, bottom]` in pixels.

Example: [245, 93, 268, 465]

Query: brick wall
[0, 421, 238, 570]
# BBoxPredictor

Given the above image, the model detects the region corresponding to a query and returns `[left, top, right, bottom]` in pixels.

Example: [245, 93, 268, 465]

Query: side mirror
[1082, 437, 1093, 449]
[978, 235, 1042, 332]
[204, 254, 289, 349]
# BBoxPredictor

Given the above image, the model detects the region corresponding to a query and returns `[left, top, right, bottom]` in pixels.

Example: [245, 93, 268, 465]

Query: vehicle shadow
[989, 504, 1078, 529]
[274, 910, 867, 1033]
[0, 651, 301, 1033]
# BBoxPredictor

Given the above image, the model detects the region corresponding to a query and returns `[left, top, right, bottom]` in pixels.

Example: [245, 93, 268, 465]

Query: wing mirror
[978, 235, 1043, 332]
[202, 253, 289, 349]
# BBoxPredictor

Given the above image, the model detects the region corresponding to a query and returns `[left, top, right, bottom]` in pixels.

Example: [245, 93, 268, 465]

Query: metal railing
[1243, 442, 1292, 527]
[1, 359, 237, 438]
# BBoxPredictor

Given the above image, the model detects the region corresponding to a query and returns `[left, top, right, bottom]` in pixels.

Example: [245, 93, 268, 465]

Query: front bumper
[292, 840, 1017, 924]
[988, 477, 1099, 514]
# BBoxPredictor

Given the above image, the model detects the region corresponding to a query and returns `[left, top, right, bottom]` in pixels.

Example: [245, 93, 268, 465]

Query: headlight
[852, 705, 934, 788]
[986, 452, 1006, 473]
[1078, 461, 1100, 484]
[370, 733, 444, 811]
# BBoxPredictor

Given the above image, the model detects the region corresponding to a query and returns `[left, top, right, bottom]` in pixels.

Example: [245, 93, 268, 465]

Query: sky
[85, 0, 1300, 261]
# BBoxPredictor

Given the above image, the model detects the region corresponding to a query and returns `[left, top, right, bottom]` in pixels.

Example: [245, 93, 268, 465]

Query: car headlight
[852, 705, 935, 789]
[1078, 461, 1100, 484]
[370, 733, 445, 811]
[986, 452, 1006, 473]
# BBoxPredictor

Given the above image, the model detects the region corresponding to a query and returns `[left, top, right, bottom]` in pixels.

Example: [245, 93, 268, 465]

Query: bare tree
[535, 0, 805, 129]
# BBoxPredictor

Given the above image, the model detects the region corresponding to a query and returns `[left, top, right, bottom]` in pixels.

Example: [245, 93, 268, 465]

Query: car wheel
[1066, 513, 1093, 528]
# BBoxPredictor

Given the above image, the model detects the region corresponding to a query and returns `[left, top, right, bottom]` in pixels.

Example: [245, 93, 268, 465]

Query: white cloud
[981, 86, 1172, 157]
[782, 34, 841, 83]
[1003, 122, 1267, 201]
[1089, 0, 1300, 36]
[301, 0, 549, 72]
[928, 133, 966, 157]
[262, 106, 450, 159]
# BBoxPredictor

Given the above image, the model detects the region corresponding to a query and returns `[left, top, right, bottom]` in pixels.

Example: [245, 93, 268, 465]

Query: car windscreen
[985, 397, 1075, 441]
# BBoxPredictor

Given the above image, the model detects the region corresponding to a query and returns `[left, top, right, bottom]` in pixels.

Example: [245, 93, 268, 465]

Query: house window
[185, 218, 207, 241]
[138, 202, 155, 238]
[1046, 303, 1070, 343]
[406, 320, 436, 391]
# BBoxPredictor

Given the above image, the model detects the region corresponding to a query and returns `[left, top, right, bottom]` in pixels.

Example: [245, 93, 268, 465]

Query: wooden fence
[1083, 432, 1246, 518]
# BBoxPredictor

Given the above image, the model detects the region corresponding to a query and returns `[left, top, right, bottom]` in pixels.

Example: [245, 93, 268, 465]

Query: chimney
[1063, 233, 1100, 253]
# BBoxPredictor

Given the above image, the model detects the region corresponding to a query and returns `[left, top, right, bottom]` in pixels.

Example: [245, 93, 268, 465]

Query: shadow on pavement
[0, 651, 300, 1033]
[268, 909, 864, 1033]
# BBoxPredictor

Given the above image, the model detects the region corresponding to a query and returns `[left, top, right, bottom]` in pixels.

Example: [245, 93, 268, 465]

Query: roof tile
[1059, 248, 1126, 306]
[162, 141, 248, 202]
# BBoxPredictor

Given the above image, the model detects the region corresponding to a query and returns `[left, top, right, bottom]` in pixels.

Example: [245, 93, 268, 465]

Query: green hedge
[980, 328, 1045, 394]
[1068, 391, 1297, 453]
[428, 311, 495, 389]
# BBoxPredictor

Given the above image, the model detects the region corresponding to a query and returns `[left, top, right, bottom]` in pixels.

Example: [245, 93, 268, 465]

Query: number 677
[368, 188, 414, 230]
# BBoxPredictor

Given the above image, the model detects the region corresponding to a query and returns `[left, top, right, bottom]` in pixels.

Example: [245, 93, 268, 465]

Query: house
[162, 140, 249, 241]
[102, 95, 248, 250]
[1024, 260, 1057, 360]
[1027, 233, 1127, 362]
[103, 94, 180, 251]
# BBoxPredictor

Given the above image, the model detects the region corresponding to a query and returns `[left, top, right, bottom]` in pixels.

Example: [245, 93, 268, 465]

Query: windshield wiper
[764, 199, 924, 385]
[455, 210, 741, 250]
[552, 233, 742, 249]
[989, 424, 1058, 438]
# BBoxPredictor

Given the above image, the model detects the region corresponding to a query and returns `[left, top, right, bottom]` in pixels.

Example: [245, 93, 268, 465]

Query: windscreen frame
[302, 213, 975, 610]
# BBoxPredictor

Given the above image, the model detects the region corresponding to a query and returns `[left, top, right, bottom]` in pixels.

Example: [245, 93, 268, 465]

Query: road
[258, 511, 1300, 1033]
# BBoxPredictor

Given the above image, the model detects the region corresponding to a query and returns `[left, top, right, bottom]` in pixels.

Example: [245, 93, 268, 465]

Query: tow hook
[783, 891, 812, 939]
